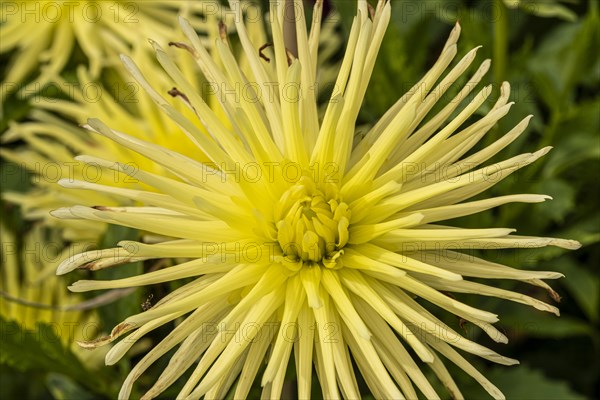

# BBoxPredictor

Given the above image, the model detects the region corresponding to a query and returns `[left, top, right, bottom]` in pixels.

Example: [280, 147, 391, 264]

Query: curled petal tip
[539, 146, 553, 155]
[67, 283, 80, 292]
[56, 262, 75, 276]
[76, 336, 110, 350]
[49, 207, 73, 219]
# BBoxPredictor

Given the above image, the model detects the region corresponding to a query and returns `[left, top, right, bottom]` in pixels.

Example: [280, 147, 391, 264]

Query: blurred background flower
[0, 0, 226, 103]
[0, 223, 100, 349]
[0, 0, 598, 399]
[0, 223, 113, 397]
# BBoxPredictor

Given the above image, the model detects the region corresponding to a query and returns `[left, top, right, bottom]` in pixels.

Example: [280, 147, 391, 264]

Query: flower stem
[493, 0, 508, 84]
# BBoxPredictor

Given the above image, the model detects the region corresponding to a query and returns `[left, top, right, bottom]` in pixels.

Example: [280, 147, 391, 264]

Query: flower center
[274, 177, 350, 267]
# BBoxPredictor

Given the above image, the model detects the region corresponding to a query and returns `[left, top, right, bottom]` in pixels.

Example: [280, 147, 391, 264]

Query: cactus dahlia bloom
[53, 0, 579, 399]
[0, 0, 221, 101]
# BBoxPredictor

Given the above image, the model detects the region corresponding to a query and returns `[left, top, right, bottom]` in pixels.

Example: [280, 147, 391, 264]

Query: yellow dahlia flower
[53, 0, 580, 399]
[0, 0, 221, 101]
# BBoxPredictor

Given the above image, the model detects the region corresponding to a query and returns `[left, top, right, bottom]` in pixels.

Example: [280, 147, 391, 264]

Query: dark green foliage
[2, 0, 599, 398]
[0, 316, 114, 398]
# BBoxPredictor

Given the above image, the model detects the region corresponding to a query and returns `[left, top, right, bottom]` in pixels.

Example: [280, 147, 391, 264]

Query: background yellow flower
[0, 0, 222, 103]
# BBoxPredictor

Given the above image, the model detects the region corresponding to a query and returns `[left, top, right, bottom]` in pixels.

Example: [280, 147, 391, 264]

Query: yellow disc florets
[274, 177, 350, 268]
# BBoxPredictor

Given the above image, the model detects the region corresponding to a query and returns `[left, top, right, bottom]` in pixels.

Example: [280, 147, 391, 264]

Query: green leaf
[0, 317, 83, 373]
[543, 100, 600, 177]
[527, 5, 599, 110]
[0, 367, 51, 400]
[505, 1, 579, 22]
[554, 258, 600, 322]
[499, 303, 592, 339]
[46, 373, 97, 400]
[360, 0, 448, 119]
[532, 179, 575, 223]
[486, 365, 586, 400]
[0, 317, 105, 392]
